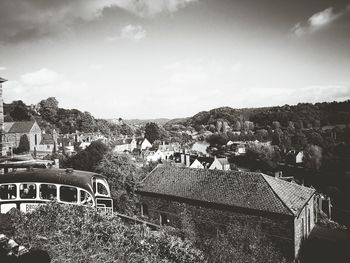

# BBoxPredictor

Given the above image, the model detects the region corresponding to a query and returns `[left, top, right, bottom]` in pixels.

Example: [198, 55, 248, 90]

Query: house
[158, 143, 178, 161]
[144, 149, 163, 163]
[215, 157, 230, 170]
[57, 136, 76, 156]
[191, 141, 209, 155]
[286, 150, 304, 165]
[3, 121, 42, 153]
[137, 166, 316, 261]
[189, 159, 204, 169]
[113, 138, 137, 153]
[35, 133, 57, 155]
[136, 138, 152, 150]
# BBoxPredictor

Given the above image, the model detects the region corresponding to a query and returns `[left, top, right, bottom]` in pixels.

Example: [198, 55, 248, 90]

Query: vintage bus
[0, 168, 113, 215]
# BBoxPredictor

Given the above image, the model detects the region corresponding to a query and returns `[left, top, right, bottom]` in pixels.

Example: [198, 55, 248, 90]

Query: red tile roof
[138, 166, 315, 216]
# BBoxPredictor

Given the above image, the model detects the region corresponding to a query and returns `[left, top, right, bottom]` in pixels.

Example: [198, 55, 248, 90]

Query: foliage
[245, 142, 281, 170]
[304, 145, 323, 172]
[145, 122, 162, 143]
[64, 141, 108, 171]
[9, 203, 205, 263]
[13, 134, 30, 154]
[39, 97, 59, 123]
[95, 153, 142, 215]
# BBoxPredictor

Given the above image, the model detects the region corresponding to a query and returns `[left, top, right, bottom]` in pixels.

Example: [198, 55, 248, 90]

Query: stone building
[0, 77, 6, 156]
[3, 121, 42, 153]
[137, 166, 316, 261]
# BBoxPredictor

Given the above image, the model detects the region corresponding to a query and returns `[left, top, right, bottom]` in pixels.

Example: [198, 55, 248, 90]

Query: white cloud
[120, 24, 147, 41]
[115, 0, 197, 17]
[3, 68, 87, 106]
[0, 66, 6, 71]
[291, 6, 349, 37]
[0, 0, 197, 42]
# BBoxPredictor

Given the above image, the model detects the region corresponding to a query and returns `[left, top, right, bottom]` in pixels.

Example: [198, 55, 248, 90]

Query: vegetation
[64, 141, 109, 172]
[9, 203, 205, 263]
[95, 153, 142, 215]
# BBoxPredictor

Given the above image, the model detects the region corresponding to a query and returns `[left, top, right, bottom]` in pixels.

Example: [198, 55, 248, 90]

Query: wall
[0, 79, 4, 156]
[294, 194, 315, 258]
[138, 194, 295, 261]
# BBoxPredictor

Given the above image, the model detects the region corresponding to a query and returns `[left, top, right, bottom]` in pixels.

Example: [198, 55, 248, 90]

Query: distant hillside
[3, 98, 133, 136]
[123, 118, 170, 126]
[166, 100, 350, 129]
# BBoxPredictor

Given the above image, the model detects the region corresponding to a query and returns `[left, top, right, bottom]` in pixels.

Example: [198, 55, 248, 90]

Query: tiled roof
[5, 121, 36, 133]
[262, 175, 315, 216]
[3, 122, 14, 133]
[138, 166, 315, 216]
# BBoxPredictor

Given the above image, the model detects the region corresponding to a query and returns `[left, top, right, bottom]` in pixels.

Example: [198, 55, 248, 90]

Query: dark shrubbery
[9, 203, 205, 263]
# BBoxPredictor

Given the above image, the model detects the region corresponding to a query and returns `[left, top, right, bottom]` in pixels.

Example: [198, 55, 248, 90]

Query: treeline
[168, 100, 350, 130]
[4, 97, 133, 136]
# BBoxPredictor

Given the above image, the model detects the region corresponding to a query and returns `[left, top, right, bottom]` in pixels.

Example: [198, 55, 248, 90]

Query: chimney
[0, 77, 7, 157]
[185, 154, 190, 167]
[180, 153, 185, 164]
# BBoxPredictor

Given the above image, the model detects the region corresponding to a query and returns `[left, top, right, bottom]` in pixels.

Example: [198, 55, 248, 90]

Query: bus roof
[0, 168, 106, 193]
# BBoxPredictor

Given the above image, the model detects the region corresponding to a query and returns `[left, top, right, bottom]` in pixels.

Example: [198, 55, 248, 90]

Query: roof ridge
[260, 173, 295, 216]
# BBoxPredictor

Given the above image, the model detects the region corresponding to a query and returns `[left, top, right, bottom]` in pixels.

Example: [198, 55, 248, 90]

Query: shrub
[9, 203, 205, 263]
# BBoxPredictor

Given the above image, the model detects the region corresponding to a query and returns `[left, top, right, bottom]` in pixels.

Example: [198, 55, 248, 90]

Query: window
[80, 190, 93, 206]
[0, 184, 17, 200]
[160, 213, 169, 226]
[60, 186, 77, 203]
[308, 209, 311, 234]
[141, 204, 149, 217]
[39, 184, 57, 200]
[20, 184, 37, 199]
[35, 134, 38, 145]
[97, 183, 108, 196]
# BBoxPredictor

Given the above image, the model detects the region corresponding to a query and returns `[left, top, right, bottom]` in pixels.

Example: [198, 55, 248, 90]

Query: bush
[9, 203, 205, 263]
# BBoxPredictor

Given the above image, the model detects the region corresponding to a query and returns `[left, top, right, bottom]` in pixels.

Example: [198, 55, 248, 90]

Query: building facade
[137, 166, 316, 261]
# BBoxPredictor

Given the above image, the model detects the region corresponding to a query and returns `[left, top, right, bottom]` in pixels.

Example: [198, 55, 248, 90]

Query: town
[0, 77, 349, 262]
[1, 0, 350, 262]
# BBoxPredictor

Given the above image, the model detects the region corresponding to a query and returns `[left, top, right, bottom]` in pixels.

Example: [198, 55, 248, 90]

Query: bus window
[20, 184, 37, 199]
[80, 190, 93, 206]
[97, 183, 108, 196]
[0, 184, 17, 200]
[92, 177, 97, 194]
[40, 184, 57, 200]
[60, 186, 77, 203]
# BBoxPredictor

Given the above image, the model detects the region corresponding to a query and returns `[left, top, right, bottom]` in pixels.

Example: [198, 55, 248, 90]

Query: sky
[0, 0, 350, 119]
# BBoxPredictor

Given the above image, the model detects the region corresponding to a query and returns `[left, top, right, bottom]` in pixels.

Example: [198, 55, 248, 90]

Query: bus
[0, 168, 113, 215]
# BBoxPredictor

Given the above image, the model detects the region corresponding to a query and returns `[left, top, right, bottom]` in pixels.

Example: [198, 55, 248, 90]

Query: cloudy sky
[1, 0, 350, 119]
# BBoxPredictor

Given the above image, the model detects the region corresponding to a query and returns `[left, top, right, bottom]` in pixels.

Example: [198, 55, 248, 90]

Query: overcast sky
[1, 0, 350, 119]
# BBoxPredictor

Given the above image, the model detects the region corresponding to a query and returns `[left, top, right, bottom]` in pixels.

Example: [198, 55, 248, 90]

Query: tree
[96, 153, 141, 215]
[10, 100, 31, 121]
[144, 122, 162, 143]
[14, 134, 30, 154]
[80, 111, 96, 133]
[304, 145, 322, 172]
[39, 97, 59, 123]
[65, 141, 108, 172]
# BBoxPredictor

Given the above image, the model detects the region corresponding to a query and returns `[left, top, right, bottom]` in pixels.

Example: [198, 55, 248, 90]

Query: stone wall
[0, 79, 5, 156]
[294, 194, 315, 258]
[138, 194, 295, 261]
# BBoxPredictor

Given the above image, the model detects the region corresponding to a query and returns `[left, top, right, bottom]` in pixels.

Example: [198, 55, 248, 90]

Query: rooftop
[4, 121, 37, 134]
[138, 166, 315, 216]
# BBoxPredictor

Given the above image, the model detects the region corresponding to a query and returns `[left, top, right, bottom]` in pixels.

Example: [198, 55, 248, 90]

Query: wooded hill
[166, 100, 350, 129]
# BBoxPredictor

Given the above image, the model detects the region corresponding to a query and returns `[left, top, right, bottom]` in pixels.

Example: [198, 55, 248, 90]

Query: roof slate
[5, 121, 37, 133]
[138, 166, 315, 216]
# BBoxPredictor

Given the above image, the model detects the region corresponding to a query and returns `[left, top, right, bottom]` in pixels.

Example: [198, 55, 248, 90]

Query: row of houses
[2, 120, 108, 157]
